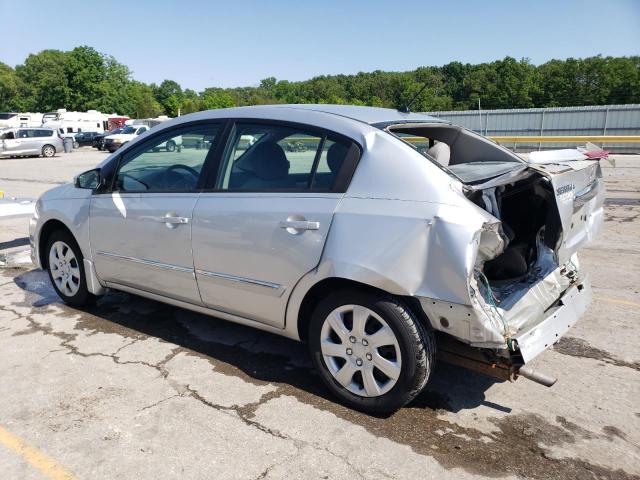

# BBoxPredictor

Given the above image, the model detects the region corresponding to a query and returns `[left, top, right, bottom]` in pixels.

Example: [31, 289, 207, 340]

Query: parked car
[74, 131, 100, 147]
[30, 105, 604, 413]
[93, 128, 124, 151]
[0, 127, 63, 158]
[103, 125, 151, 153]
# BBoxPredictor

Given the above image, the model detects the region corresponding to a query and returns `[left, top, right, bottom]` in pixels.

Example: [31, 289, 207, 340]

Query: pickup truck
[103, 125, 183, 153]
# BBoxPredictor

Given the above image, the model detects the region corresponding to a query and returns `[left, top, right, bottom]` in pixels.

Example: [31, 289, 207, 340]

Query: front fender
[32, 184, 93, 267]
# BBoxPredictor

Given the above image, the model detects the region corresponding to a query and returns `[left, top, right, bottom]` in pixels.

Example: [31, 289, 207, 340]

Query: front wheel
[165, 140, 176, 152]
[309, 289, 435, 414]
[45, 230, 94, 306]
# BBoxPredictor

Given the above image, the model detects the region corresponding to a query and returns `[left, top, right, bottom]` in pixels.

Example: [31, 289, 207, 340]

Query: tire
[42, 145, 55, 158]
[165, 140, 176, 152]
[309, 289, 435, 414]
[45, 229, 94, 307]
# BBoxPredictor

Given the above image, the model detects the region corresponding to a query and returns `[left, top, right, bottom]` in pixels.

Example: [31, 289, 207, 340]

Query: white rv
[41, 109, 118, 136]
[0, 113, 44, 129]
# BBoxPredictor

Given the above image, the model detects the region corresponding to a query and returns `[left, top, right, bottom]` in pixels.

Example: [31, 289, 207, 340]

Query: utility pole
[478, 98, 482, 134]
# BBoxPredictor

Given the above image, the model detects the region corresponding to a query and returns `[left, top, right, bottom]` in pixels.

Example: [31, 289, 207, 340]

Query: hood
[105, 133, 135, 141]
[39, 182, 91, 202]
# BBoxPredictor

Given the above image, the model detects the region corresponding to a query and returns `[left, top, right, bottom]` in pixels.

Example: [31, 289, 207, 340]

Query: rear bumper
[513, 277, 591, 363]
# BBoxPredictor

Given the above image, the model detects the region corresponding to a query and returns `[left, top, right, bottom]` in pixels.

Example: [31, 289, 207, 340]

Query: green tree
[0, 63, 20, 111]
[65, 46, 106, 110]
[3, 47, 639, 117]
[96, 55, 132, 114]
[15, 49, 70, 111]
[180, 88, 202, 114]
[126, 81, 163, 118]
[201, 88, 235, 110]
[154, 79, 183, 116]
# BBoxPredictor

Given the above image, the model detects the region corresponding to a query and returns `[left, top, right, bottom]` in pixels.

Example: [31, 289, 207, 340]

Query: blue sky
[3, 0, 639, 90]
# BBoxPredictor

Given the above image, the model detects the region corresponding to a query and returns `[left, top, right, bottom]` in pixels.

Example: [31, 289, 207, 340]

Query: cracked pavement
[0, 150, 639, 479]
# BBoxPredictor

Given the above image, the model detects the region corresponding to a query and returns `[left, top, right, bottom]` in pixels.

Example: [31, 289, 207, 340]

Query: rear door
[90, 121, 222, 304]
[191, 121, 358, 327]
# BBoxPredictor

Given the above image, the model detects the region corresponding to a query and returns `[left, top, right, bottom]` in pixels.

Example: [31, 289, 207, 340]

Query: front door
[90, 122, 222, 304]
[192, 121, 355, 327]
[2, 129, 36, 155]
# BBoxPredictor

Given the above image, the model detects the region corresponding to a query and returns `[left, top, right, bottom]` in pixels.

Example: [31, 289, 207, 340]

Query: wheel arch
[42, 144, 56, 155]
[38, 219, 74, 268]
[294, 276, 432, 342]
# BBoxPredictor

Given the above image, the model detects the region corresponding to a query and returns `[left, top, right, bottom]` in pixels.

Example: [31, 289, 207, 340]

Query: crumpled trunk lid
[530, 159, 605, 264]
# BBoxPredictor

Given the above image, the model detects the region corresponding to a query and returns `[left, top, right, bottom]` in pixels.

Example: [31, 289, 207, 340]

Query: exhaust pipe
[517, 366, 557, 387]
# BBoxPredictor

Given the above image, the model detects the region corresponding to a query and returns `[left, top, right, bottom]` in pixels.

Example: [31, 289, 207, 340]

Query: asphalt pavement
[0, 148, 638, 479]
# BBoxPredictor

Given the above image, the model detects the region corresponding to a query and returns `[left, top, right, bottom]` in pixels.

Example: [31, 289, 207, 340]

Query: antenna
[398, 83, 430, 113]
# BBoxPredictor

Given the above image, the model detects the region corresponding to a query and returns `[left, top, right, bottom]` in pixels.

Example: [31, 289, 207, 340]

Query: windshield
[121, 126, 137, 134]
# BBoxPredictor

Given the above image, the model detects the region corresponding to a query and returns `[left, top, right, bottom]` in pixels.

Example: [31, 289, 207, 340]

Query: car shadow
[13, 268, 509, 416]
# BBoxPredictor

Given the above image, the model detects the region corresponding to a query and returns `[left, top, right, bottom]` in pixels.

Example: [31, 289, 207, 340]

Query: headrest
[427, 142, 451, 167]
[327, 142, 349, 173]
[251, 141, 289, 180]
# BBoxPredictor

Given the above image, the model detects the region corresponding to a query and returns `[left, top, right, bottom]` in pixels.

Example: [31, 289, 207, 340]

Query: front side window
[218, 123, 350, 191]
[113, 123, 220, 192]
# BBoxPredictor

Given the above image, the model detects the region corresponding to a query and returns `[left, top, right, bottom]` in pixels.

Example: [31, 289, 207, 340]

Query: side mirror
[74, 168, 102, 190]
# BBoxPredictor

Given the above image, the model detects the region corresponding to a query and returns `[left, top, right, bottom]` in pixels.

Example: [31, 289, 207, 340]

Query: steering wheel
[166, 164, 199, 177]
[118, 173, 149, 190]
[162, 164, 200, 188]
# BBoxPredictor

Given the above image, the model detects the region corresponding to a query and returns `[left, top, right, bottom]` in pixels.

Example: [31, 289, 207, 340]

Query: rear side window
[217, 123, 351, 192]
[37, 129, 52, 137]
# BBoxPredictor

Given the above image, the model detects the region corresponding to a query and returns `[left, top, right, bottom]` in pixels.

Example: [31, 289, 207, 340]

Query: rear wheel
[309, 289, 435, 413]
[45, 230, 93, 306]
[42, 145, 55, 158]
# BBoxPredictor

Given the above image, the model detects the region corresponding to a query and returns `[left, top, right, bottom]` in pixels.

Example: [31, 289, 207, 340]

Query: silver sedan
[30, 105, 605, 413]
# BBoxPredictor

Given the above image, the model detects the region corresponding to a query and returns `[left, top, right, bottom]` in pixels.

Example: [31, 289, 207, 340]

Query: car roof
[208, 104, 446, 126]
[271, 104, 447, 125]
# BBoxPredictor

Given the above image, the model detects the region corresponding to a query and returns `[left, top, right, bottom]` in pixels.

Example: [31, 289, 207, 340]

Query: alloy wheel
[320, 304, 402, 397]
[48, 240, 81, 297]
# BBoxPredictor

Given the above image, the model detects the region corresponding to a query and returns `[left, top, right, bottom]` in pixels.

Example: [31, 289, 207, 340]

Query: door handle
[157, 213, 190, 229]
[279, 220, 320, 231]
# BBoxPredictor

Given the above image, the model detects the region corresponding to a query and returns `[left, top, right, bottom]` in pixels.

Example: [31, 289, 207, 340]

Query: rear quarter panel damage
[285, 131, 507, 342]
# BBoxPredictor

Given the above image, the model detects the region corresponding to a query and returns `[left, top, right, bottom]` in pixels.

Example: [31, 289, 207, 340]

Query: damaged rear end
[429, 148, 605, 384]
[383, 123, 606, 385]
